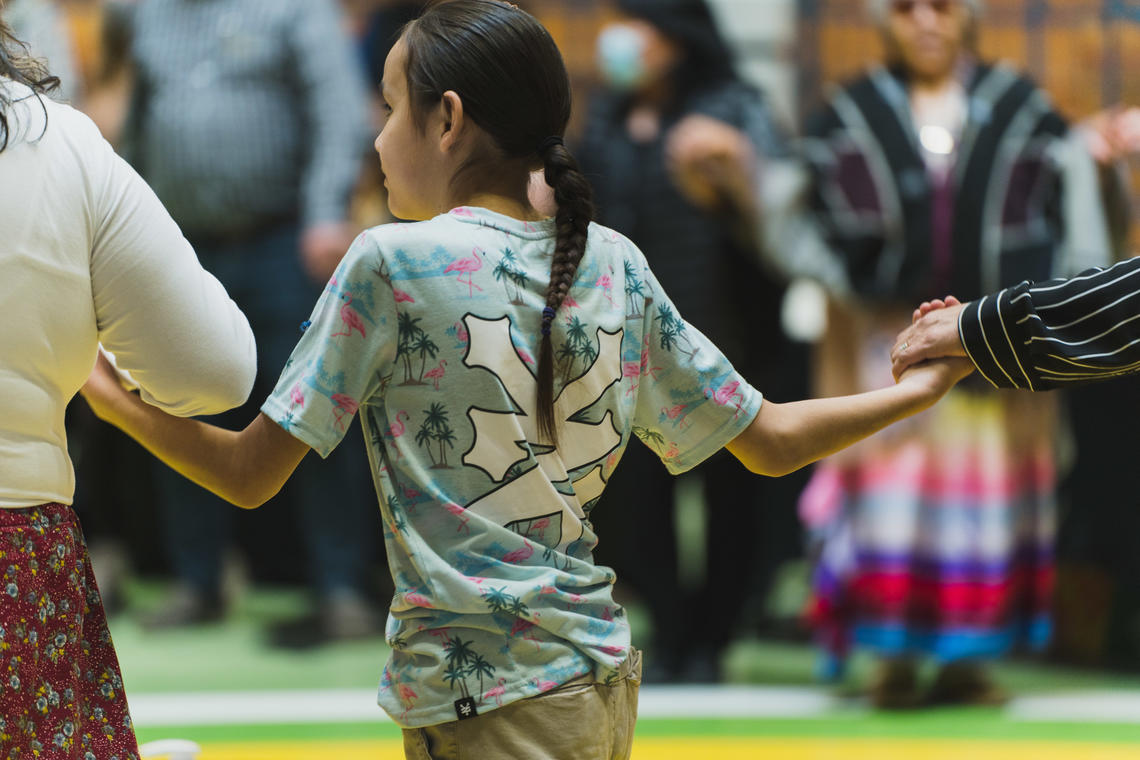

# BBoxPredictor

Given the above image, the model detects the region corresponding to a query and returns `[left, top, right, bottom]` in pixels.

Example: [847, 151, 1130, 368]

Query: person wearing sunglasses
[792, 0, 1130, 708]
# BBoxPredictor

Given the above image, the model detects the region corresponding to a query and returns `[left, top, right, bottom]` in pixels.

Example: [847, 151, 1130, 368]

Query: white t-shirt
[0, 79, 256, 508]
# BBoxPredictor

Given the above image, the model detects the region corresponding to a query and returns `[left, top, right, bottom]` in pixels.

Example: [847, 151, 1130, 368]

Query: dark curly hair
[0, 17, 60, 152]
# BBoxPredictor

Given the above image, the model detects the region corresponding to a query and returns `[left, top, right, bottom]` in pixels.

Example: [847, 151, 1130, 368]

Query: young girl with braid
[80, 1, 971, 756]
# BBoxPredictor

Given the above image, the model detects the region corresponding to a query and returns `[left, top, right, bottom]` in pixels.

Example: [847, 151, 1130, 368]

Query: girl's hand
[895, 356, 975, 401]
[80, 350, 134, 423]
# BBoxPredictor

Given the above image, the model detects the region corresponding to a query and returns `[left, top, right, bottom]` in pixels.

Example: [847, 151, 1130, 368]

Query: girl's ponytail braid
[536, 139, 596, 445]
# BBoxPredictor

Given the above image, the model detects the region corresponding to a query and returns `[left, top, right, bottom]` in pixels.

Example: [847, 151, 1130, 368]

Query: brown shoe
[926, 662, 1009, 706]
[870, 659, 921, 710]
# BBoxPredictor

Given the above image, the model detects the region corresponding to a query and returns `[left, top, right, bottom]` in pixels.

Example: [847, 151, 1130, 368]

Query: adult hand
[890, 296, 969, 380]
[301, 222, 358, 285]
[665, 114, 758, 215]
[1081, 106, 1140, 165]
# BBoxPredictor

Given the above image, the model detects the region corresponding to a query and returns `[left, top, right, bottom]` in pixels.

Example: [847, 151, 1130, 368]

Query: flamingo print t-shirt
[262, 207, 762, 727]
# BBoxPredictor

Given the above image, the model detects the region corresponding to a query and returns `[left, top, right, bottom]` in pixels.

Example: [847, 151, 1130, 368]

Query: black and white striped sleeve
[959, 256, 1140, 390]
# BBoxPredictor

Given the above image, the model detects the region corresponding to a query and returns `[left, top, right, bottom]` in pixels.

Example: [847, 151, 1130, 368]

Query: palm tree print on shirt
[655, 303, 699, 360]
[415, 402, 456, 468]
[395, 313, 440, 386]
[492, 247, 528, 305]
[440, 634, 497, 701]
[623, 259, 646, 319]
[556, 316, 599, 381]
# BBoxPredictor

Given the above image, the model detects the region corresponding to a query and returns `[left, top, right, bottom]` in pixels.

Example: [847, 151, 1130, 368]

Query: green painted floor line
[134, 715, 1140, 746]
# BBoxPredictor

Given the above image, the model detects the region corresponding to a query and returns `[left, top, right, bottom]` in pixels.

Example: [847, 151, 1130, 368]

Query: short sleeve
[628, 251, 763, 474]
[261, 231, 398, 457]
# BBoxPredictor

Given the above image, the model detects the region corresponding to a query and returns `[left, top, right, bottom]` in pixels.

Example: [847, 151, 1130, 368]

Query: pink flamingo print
[509, 617, 542, 651]
[450, 207, 476, 218]
[532, 677, 559, 693]
[331, 292, 367, 340]
[331, 393, 358, 431]
[638, 335, 662, 381]
[663, 442, 680, 460]
[595, 271, 614, 307]
[404, 592, 433, 608]
[563, 295, 580, 310]
[599, 645, 625, 657]
[538, 585, 558, 595]
[402, 484, 421, 504]
[454, 321, 469, 346]
[428, 628, 452, 646]
[483, 678, 507, 706]
[516, 347, 535, 366]
[424, 359, 447, 390]
[524, 517, 550, 542]
[444, 248, 484, 296]
[393, 288, 415, 304]
[444, 502, 470, 534]
[704, 380, 744, 416]
[622, 360, 642, 395]
[660, 404, 690, 429]
[398, 683, 418, 720]
[385, 410, 409, 440]
[502, 540, 534, 564]
[289, 383, 305, 409]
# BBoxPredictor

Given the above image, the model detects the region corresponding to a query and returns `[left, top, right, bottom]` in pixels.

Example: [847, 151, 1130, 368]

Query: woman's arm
[88, 116, 256, 416]
[82, 355, 307, 509]
[725, 358, 973, 477]
[893, 256, 1140, 389]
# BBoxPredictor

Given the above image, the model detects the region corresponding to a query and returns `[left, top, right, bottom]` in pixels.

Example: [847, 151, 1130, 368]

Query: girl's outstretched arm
[81, 354, 309, 509]
[725, 357, 974, 477]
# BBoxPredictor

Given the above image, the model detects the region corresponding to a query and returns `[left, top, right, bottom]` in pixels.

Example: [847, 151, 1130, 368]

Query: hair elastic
[541, 306, 556, 336]
[538, 135, 564, 155]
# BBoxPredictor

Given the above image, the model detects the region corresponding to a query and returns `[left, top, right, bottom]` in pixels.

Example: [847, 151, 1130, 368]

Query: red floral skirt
[0, 503, 139, 759]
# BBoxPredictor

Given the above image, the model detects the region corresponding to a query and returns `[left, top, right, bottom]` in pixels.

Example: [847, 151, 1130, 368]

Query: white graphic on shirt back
[461, 315, 622, 551]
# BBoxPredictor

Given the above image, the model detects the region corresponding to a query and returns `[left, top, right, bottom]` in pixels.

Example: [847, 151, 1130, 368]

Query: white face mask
[596, 23, 649, 92]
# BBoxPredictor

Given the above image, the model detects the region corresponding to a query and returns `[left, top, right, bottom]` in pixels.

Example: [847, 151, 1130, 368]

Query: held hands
[894, 354, 976, 405]
[891, 296, 971, 381]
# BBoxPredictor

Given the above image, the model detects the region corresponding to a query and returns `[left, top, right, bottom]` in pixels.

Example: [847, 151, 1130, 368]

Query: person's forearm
[960, 257, 1140, 390]
[91, 390, 288, 509]
[727, 380, 938, 477]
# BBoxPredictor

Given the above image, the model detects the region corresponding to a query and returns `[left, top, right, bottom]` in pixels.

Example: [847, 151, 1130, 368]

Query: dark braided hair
[402, 0, 595, 445]
[0, 18, 60, 153]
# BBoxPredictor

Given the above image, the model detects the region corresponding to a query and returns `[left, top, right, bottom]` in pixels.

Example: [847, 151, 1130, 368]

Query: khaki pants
[402, 649, 642, 760]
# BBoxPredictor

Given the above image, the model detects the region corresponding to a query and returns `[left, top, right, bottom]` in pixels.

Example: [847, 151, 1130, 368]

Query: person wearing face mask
[792, 0, 1130, 707]
[578, 0, 812, 683]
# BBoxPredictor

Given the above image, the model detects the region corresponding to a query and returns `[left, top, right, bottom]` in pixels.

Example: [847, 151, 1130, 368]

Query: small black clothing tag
[454, 697, 478, 720]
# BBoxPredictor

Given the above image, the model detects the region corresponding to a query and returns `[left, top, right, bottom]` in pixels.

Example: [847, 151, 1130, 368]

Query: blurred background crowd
[7, 0, 1140, 711]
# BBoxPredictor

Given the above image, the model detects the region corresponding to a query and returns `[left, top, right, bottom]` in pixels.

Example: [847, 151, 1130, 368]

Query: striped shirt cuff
[958, 285, 1036, 390]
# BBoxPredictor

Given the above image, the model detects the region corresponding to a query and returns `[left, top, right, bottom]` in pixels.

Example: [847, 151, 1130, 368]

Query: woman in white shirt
[0, 22, 255, 758]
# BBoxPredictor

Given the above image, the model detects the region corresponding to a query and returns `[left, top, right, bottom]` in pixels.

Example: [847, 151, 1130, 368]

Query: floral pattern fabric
[0, 503, 138, 760]
[262, 207, 762, 727]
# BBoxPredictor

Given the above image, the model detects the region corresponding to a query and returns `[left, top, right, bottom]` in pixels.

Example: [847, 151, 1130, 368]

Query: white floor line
[127, 685, 849, 726]
[127, 686, 1140, 727]
[1008, 692, 1140, 723]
